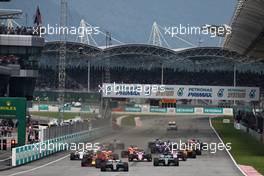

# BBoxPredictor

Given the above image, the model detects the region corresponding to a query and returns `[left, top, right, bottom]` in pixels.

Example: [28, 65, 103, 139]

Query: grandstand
[1, 0, 264, 175]
[37, 5, 264, 106]
[0, 7, 44, 99]
[223, 0, 264, 59]
[222, 0, 264, 140]
[38, 43, 264, 92]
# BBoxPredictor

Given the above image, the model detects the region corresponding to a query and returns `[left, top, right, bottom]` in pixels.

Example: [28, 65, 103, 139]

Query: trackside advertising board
[150, 107, 167, 113]
[38, 104, 49, 111]
[176, 107, 195, 113]
[101, 83, 260, 101]
[125, 107, 142, 112]
[203, 107, 223, 114]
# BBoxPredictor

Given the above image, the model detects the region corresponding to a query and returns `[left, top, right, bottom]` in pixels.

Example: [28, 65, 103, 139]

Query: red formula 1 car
[81, 150, 118, 168]
[121, 146, 139, 158]
[187, 139, 203, 155]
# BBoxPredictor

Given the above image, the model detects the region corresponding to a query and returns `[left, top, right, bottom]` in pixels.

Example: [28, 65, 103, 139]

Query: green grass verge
[212, 117, 264, 175]
[30, 111, 95, 120]
[121, 115, 136, 126]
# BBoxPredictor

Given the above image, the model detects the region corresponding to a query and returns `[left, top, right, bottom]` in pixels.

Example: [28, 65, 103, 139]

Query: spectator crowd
[36, 66, 264, 91]
[0, 25, 37, 35]
[0, 55, 19, 66]
[0, 119, 14, 137]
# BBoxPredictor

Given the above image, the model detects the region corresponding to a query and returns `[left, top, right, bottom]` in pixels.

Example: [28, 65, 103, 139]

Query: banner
[141, 105, 149, 113]
[150, 107, 167, 113]
[203, 107, 223, 114]
[38, 104, 49, 111]
[167, 108, 175, 114]
[101, 83, 259, 101]
[125, 107, 141, 112]
[176, 107, 194, 113]
[195, 108, 204, 114]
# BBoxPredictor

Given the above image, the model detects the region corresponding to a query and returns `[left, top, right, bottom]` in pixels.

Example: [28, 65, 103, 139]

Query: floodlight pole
[79, 47, 91, 92]
[87, 59, 90, 92]
[233, 64, 237, 106]
[233, 64, 236, 87]
[161, 63, 164, 85]
[59, 0, 67, 124]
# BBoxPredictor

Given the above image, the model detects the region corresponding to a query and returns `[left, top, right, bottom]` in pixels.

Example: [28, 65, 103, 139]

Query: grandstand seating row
[36, 66, 264, 90]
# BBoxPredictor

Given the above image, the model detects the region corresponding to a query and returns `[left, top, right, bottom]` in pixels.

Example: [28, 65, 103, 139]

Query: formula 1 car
[81, 150, 119, 168]
[167, 121, 178, 131]
[171, 150, 187, 161]
[95, 150, 119, 168]
[70, 149, 92, 160]
[183, 146, 196, 158]
[187, 139, 203, 155]
[149, 140, 171, 154]
[121, 145, 138, 158]
[100, 159, 129, 172]
[81, 153, 96, 167]
[148, 139, 162, 148]
[128, 150, 152, 162]
[153, 153, 179, 166]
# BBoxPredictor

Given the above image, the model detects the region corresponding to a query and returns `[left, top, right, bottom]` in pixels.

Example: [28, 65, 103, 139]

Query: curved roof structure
[103, 44, 177, 58]
[0, 9, 23, 19]
[43, 41, 262, 65]
[223, 0, 264, 59]
[42, 42, 264, 73]
[101, 44, 179, 66]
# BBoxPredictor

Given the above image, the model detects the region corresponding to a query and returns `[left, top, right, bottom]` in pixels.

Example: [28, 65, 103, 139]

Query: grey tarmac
[0, 115, 242, 176]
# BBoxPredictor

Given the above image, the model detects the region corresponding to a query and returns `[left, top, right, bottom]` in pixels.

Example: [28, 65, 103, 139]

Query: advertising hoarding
[102, 83, 259, 101]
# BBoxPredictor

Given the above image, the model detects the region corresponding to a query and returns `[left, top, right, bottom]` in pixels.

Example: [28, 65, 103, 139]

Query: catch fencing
[42, 122, 91, 141]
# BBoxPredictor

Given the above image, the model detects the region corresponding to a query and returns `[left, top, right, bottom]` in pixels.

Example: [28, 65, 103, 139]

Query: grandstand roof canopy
[223, 0, 264, 59]
[43, 41, 263, 65]
[41, 41, 264, 72]
[0, 9, 23, 19]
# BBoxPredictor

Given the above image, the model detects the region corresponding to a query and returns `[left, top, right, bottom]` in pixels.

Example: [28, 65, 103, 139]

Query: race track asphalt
[0, 115, 242, 176]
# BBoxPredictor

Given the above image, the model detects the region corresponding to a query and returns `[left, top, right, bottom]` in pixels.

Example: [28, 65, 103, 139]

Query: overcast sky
[1, 0, 237, 48]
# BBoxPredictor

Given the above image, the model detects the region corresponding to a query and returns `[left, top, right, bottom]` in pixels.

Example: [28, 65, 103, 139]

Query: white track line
[209, 118, 247, 176]
[7, 154, 69, 176]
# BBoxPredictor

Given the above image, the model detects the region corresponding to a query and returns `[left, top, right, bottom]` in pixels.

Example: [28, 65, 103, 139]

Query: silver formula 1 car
[100, 159, 129, 172]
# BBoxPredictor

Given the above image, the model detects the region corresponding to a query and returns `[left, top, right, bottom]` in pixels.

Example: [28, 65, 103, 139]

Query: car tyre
[153, 158, 159, 166]
[123, 162, 129, 172]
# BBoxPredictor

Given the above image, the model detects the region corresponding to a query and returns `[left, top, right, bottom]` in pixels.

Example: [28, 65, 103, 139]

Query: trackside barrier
[113, 107, 233, 116]
[11, 127, 111, 166]
[235, 123, 263, 144]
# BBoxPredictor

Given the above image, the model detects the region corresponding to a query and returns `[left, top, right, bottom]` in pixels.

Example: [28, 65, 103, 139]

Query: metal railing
[42, 122, 90, 141]
[42, 98, 112, 141]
